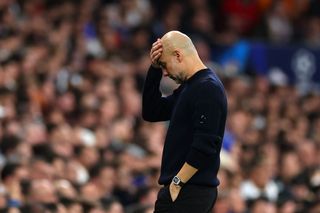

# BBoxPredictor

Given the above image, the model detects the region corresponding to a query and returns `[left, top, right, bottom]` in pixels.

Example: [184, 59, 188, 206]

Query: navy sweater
[142, 66, 227, 187]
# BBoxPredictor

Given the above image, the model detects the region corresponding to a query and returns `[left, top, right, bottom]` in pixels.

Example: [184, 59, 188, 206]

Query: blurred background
[0, 0, 320, 212]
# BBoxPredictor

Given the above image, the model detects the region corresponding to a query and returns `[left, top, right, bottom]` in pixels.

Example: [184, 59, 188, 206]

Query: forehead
[158, 51, 167, 63]
[160, 48, 172, 61]
[160, 39, 173, 58]
[158, 53, 165, 62]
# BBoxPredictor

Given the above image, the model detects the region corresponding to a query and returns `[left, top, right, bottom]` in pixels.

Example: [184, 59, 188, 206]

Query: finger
[152, 38, 161, 45]
[151, 56, 161, 65]
[151, 52, 162, 63]
[152, 40, 162, 47]
[151, 47, 162, 56]
[151, 43, 162, 52]
[151, 53, 161, 64]
[150, 43, 161, 52]
[151, 47, 162, 55]
[152, 41, 160, 48]
[151, 48, 162, 59]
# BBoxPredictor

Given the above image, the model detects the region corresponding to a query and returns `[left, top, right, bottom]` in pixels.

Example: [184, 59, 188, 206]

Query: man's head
[28, 179, 58, 204]
[157, 31, 203, 84]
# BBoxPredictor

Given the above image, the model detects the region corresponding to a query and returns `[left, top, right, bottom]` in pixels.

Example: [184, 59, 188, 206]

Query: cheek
[168, 59, 178, 73]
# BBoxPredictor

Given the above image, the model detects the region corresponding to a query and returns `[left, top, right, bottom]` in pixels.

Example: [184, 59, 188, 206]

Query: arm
[175, 163, 198, 183]
[142, 39, 178, 122]
[169, 162, 198, 201]
[170, 82, 224, 201]
[186, 82, 224, 170]
[142, 66, 177, 122]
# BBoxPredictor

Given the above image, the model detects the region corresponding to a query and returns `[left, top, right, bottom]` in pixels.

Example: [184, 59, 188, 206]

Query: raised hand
[150, 39, 163, 68]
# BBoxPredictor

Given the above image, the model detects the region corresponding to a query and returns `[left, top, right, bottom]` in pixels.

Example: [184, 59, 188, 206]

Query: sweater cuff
[186, 148, 215, 169]
[147, 65, 163, 80]
[186, 134, 222, 169]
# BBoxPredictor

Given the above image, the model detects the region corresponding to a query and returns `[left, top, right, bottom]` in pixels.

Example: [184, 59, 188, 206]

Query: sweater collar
[185, 68, 211, 84]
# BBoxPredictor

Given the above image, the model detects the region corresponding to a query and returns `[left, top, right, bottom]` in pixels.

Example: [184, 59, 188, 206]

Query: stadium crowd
[0, 0, 319, 212]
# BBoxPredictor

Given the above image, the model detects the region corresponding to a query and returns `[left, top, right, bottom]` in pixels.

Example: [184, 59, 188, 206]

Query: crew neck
[186, 68, 210, 84]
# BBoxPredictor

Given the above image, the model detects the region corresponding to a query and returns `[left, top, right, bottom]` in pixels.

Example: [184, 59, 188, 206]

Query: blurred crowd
[0, 0, 319, 212]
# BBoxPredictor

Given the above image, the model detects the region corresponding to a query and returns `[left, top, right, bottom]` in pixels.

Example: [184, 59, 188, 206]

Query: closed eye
[158, 60, 166, 69]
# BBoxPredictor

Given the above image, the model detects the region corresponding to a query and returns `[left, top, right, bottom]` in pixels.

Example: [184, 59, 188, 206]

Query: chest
[170, 86, 195, 125]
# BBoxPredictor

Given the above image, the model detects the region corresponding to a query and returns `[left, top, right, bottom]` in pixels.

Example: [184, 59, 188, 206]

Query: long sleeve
[157, 69, 227, 186]
[142, 66, 179, 122]
[186, 82, 226, 169]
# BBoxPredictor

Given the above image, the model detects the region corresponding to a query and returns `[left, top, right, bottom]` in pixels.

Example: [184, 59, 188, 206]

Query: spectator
[240, 155, 280, 202]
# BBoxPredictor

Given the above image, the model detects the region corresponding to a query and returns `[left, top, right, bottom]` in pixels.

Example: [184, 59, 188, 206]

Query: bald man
[142, 31, 227, 213]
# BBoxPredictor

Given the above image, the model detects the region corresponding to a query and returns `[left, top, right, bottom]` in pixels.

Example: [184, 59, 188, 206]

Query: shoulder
[188, 75, 227, 112]
[194, 77, 226, 99]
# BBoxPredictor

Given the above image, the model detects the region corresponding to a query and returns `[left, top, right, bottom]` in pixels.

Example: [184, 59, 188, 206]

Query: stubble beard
[169, 72, 186, 84]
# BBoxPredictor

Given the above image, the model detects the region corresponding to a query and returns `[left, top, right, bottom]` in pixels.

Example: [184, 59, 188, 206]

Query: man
[142, 31, 228, 213]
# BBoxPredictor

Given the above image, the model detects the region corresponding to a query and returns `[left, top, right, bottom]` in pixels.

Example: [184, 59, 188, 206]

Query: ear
[174, 50, 182, 63]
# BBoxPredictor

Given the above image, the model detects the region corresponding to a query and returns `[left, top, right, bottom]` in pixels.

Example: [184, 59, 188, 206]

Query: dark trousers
[154, 184, 217, 213]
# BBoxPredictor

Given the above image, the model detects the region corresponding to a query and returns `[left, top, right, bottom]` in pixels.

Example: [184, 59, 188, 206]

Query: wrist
[151, 62, 161, 69]
[172, 175, 185, 187]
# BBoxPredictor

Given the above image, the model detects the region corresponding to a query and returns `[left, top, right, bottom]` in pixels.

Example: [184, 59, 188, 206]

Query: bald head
[161, 31, 197, 55]
[155, 31, 206, 82]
